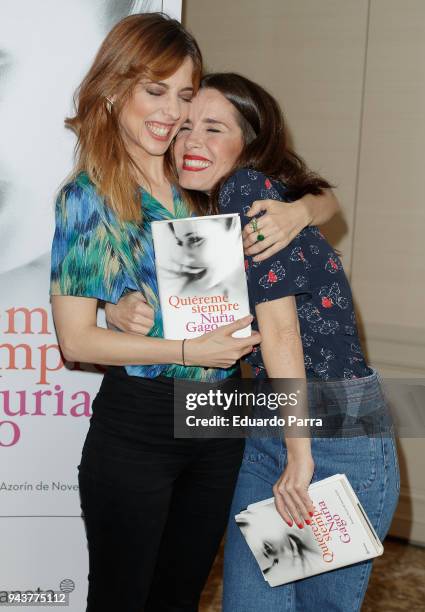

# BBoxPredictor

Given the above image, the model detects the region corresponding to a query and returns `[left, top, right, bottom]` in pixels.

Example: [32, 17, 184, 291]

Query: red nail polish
[309, 511, 314, 517]
[305, 519, 311, 525]
[298, 523, 304, 529]
[287, 520, 293, 527]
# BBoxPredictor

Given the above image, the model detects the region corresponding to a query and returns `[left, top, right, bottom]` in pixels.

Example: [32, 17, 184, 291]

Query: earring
[105, 97, 113, 113]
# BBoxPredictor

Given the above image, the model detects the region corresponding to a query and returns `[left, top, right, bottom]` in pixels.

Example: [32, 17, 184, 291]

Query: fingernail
[305, 519, 311, 525]
[286, 520, 293, 527]
[297, 523, 304, 529]
[309, 511, 314, 517]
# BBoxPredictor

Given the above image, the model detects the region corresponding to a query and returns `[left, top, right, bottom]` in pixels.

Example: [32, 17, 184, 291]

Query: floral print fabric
[219, 168, 372, 380]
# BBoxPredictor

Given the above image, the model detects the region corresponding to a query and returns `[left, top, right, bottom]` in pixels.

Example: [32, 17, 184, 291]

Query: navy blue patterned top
[219, 168, 372, 381]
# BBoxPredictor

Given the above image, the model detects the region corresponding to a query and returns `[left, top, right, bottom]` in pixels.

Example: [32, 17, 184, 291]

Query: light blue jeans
[223, 371, 400, 612]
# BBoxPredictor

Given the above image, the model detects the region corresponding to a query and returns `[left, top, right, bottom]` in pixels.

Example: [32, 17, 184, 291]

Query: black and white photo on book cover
[235, 474, 383, 587]
[152, 213, 251, 339]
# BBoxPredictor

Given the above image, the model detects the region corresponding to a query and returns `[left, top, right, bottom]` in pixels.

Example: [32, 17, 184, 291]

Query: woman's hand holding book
[184, 315, 261, 369]
[273, 445, 315, 529]
[105, 291, 154, 335]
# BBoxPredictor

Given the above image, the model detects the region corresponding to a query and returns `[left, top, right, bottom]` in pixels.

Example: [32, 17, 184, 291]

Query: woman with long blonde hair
[50, 13, 339, 611]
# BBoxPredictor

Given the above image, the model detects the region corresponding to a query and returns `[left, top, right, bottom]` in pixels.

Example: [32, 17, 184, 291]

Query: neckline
[140, 184, 179, 217]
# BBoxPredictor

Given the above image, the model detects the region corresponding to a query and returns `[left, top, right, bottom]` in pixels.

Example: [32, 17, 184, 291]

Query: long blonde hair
[66, 13, 202, 223]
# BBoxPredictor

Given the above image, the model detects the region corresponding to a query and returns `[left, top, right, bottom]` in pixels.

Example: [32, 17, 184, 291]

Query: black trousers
[78, 367, 244, 612]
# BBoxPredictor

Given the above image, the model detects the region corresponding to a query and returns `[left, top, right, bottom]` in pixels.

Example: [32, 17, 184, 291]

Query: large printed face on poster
[0, 0, 159, 274]
[0, 0, 166, 515]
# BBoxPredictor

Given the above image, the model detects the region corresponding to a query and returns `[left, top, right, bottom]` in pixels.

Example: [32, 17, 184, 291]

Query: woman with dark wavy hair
[110, 72, 400, 610]
[173, 72, 400, 612]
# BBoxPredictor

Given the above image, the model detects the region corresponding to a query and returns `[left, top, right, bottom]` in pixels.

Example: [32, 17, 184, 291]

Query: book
[235, 474, 383, 586]
[151, 213, 251, 339]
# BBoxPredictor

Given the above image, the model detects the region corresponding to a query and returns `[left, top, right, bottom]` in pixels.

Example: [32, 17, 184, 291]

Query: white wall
[184, 0, 425, 544]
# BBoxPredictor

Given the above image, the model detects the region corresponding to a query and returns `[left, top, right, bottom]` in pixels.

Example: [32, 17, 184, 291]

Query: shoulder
[59, 172, 101, 206]
[221, 167, 276, 191]
[219, 168, 284, 216]
[55, 172, 109, 231]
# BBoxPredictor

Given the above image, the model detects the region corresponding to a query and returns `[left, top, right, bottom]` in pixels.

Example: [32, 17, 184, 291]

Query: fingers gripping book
[235, 474, 383, 587]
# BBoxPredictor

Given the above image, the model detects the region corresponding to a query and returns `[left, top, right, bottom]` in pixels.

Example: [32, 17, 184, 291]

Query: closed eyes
[145, 81, 193, 103]
[178, 126, 221, 134]
[146, 91, 192, 103]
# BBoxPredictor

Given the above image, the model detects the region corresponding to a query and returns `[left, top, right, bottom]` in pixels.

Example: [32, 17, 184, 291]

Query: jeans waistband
[306, 368, 386, 414]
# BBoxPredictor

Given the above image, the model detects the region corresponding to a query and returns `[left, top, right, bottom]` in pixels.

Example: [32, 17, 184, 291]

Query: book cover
[152, 213, 251, 339]
[236, 474, 383, 586]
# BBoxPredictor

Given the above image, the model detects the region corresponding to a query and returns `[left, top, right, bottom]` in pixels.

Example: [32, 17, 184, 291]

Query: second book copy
[152, 213, 251, 339]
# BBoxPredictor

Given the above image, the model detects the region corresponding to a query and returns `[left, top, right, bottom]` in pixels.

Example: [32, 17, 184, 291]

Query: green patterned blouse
[50, 172, 239, 381]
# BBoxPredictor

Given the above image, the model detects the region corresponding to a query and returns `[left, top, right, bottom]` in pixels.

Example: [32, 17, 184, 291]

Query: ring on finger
[249, 217, 265, 242]
[250, 217, 259, 232]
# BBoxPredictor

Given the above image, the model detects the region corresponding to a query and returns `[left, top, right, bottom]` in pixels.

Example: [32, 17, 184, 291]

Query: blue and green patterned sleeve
[50, 180, 129, 303]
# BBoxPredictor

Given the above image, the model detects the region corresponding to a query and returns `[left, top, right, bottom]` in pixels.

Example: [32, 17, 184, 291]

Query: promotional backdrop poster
[0, 1, 181, 609]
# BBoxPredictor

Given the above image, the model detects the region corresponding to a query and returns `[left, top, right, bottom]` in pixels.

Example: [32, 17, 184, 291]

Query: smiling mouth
[145, 121, 174, 141]
[183, 155, 212, 172]
[182, 266, 207, 281]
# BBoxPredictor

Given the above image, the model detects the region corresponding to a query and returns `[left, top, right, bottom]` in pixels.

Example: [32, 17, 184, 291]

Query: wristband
[182, 338, 187, 366]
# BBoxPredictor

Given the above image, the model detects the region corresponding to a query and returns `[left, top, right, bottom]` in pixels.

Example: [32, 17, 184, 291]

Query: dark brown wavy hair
[66, 13, 202, 223]
[183, 72, 332, 216]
